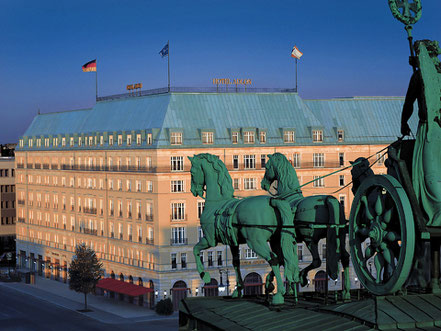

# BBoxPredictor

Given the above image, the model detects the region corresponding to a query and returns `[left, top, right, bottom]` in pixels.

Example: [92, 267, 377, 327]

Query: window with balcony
[171, 227, 186, 245]
[293, 153, 301, 168]
[312, 130, 323, 142]
[313, 153, 324, 167]
[243, 131, 255, 144]
[243, 155, 255, 169]
[170, 132, 182, 145]
[202, 132, 214, 144]
[171, 202, 185, 221]
[197, 201, 205, 219]
[233, 155, 239, 170]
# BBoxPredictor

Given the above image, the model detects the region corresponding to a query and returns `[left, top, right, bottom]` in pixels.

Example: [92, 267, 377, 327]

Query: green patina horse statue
[189, 153, 299, 305]
[261, 153, 351, 300]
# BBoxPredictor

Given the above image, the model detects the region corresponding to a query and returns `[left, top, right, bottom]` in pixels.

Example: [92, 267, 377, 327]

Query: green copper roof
[19, 92, 419, 151]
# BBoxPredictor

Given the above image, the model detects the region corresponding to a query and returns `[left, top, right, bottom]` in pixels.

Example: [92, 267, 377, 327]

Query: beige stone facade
[0, 157, 16, 237]
[15, 143, 386, 302]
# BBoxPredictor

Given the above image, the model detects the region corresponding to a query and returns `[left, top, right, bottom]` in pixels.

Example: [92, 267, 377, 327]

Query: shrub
[155, 298, 173, 315]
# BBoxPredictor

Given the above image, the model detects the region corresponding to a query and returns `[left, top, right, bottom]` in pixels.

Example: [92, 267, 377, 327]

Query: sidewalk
[0, 274, 176, 324]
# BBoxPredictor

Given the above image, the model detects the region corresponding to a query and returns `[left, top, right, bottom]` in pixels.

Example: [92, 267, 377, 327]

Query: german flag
[82, 59, 96, 72]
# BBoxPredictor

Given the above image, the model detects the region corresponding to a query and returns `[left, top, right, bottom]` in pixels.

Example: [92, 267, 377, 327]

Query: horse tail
[270, 198, 299, 283]
[325, 196, 342, 280]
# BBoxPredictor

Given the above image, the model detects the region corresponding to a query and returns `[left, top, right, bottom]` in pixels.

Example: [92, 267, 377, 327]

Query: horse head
[189, 154, 234, 200]
[350, 157, 374, 195]
[188, 156, 205, 198]
[261, 153, 300, 195]
[261, 154, 277, 191]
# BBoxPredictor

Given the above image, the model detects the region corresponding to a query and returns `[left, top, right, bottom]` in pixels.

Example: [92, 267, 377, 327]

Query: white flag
[291, 46, 303, 59]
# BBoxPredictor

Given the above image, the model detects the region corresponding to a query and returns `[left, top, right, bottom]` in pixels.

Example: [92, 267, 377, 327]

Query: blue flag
[159, 43, 169, 57]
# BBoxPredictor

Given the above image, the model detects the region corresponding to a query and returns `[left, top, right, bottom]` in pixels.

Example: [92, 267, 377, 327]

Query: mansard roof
[19, 92, 418, 151]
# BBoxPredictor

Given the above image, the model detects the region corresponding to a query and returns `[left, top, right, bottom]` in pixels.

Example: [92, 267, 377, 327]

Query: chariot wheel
[349, 175, 415, 295]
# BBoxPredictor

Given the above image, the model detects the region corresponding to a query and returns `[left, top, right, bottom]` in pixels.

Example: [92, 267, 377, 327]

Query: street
[0, 285, 178, 331]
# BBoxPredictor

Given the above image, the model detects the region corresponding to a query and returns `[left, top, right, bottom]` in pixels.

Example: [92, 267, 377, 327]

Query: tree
[68, 243, 104, 310]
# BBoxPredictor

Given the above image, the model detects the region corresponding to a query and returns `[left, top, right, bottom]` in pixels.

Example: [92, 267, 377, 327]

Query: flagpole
[295, 58, 298, 92]
[167, 40, 170, 92]
[95, 58, 98, 101]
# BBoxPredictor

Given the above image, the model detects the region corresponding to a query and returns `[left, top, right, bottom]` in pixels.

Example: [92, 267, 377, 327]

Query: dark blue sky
[1, 0, 440, 143]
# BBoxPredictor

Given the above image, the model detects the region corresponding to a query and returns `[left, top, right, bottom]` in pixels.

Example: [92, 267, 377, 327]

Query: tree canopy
[68, 243, 103, 310]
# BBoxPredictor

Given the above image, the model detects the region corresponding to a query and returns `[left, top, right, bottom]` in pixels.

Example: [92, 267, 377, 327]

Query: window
[19, 140, 23, 148]
[339, 175, 345, 187]
[313, 176, 324, 187]
[45, 138, 50, 147]
[171, 180, 184, 192]
[202, 132, 214, 144]
[339, 153, 344, 167]
[181, 253, 187, 269]
[147, 133, 152, 145]
[208, 251, 213, 267]
[233, 178, 240, 190]
[245, 248, 258, 259]
[293, 153, 300, 168]
[339, 195, 346, 210]
[126, 180, 131, 191]
[28, 139, 33, 148]
[313, 153, 324, 167]
[100, 136, 104, 145]
[146, 156, 152, 170]
[313, 130, 323, 142]
[171, 202, 185, 221]
[136, 134, 141, 145]
[146, 201, 153, 220]
[337, 130, 344, 142]
[377, 153, 385, 165]
[260, 155, 266, 168]
[171, 227, 186, 244]
[233, 155, 239, 170]
[232, 132, 239, 144]
[171, 156, 184, 171]
[170, 132, 182, 145]
[118, 135, 122, 145]
[259, 131, 266, 143]
[88, 136, 93, 146]
[171, 253, 177, 269]
[136, 180, 141, 192]
[243, 131, 255, 144]
[197, 201, 205, 218]
[244, 178, 256, 190]
[62, 138, 67, 147]
[284, 130, 295, 143]
[217, 251, 223, 266]
[322, 244, 326, 260]
[298, 245, 303, 261]
[198, 226, 204, 241]
[147, 181, 153, 192]
[70, 137, 74, 146]
[127, 135, 132, 146]
[109, 135, 114, 145]
[244, 155, 255, 169]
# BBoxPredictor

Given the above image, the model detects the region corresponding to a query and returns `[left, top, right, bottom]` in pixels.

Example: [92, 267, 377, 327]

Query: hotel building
[15, 88, 414, 308]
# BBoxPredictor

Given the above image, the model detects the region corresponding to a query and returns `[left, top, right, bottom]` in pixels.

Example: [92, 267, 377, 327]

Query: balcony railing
[171, 214, 187, 222]
[18, 200, 25, 205]
[83, 207, 97, 215]
[171, 238, 188, 245]
[18, 217, 25, 223]
[43, 164, 50, 169]
[84, 228, 97, 236]
[17, 164, 24, 169]
[145, 214, 153, 221]
[146, 238, 154, 245]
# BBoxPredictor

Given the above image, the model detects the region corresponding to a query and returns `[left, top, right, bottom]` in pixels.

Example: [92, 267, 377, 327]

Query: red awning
[96, 278, 153, 296]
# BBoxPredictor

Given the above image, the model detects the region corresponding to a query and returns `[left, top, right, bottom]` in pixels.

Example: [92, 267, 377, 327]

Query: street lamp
[195, 288, 199, 296]
[218, 269, 229, 295]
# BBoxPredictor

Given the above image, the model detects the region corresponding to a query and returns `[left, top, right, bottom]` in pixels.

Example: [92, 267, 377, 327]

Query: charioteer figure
[401, 39, 441, 226]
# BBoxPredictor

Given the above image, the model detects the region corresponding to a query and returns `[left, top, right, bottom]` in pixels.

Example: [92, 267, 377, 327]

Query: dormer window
[232, 132, 239, 144]
[118, 135, 123, 146]
[312, 130, 323, 142]
[147, 133, 152, 145]
[28, 139, 33, 148]
[109, 135, 114, 145]
[70, 137, 74, 146]
[19, 140, 23, 148]
[337, 130, 344, 142]
[79, 137, 82, 146]
[284, 131, 295, 143]
[202, 132, 214, 144]
[259, 131, 266, 144]
[37, 139, 41, 147]
[62, 138, 66, 147]
[89, 136, 93, 146]
[127, 135, 132, 146]
[45, 138, 50, 147]
[100, 136, 104, 145]
[136, 134, 141, 145]
[243, 131, 255, 144]
[170, 132, 182, 145]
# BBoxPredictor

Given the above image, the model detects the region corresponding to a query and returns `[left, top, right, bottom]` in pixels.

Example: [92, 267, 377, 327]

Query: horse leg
[265, 271, 275, 296]
[299, 240, 321, 287]
[230, 245, 244, 298]
[193, 237, 212, 284]
[248, 239, 285, 305]
[340, 235, 351, 301]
